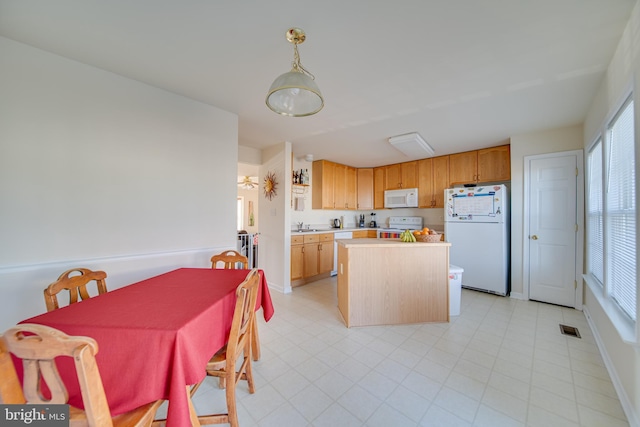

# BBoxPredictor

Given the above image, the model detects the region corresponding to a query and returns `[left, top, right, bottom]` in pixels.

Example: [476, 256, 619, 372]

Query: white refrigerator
[444, 185, 510, 296]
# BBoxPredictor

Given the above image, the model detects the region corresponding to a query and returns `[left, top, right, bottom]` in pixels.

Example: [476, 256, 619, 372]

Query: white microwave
[384, 188, 419, 208]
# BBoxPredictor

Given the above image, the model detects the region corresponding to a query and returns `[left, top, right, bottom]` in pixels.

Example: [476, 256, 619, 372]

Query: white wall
[0, 37, 239, 329]
[509, 125, 583, 298]
[581, 2, 640, 425]
[258, 142, 292, 294]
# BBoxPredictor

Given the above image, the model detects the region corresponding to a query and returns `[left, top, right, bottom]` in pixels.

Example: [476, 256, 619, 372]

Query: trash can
[449, 265, 464, 316]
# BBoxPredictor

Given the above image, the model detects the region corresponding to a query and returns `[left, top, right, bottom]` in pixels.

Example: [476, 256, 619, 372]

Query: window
[587, 139, 603, 285]
[606, 98, 636, 320]
[586, 96, 636, 330]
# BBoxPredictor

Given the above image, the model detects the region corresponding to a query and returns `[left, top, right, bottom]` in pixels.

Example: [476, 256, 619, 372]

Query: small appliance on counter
[369, 213, 377, 228]
[332, 218, 342, 228]
[358, 214, 365, 228]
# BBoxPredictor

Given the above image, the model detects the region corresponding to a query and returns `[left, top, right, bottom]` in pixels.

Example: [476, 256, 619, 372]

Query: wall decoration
[263, 171, 278, 200]
[248, 201, 255, 226]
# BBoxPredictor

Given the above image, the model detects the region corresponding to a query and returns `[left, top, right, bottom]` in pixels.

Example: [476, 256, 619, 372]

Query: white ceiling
[0, 1, 635, 168]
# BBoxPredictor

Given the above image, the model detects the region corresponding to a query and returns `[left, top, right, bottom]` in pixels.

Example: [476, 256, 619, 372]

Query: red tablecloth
[20, 268, 274, 427]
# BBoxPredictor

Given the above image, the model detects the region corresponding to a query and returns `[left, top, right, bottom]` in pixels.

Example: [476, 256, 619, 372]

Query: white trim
[522, 150, 585, 309]
[584, 274, 638, 345]
[584, 304, 640, 427]
[509, 292, 524, 300]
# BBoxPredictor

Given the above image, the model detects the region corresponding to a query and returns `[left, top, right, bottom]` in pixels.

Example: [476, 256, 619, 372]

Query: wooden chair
[44, 268, 108, 312]
[210, 250, 248, 269]
[210, 250, 261, 361]
[190, 269, 260, 427]
[0, 323, 163, 427]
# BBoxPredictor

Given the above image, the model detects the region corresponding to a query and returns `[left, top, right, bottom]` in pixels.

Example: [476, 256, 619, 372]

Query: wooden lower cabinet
[291, 233, 334, 286]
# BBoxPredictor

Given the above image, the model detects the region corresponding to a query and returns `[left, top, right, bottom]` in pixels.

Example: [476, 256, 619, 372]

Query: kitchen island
[337, 238, 451, 327]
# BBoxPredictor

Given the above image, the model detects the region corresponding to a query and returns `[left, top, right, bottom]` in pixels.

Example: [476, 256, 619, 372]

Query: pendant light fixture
[266, 28, 324, 117]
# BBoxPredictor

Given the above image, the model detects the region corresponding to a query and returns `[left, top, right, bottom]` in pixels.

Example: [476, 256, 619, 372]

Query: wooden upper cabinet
[417, 156, 449, 208]
[345, 166, 357, 210]
[333, 163, 347, 209]
[432, 156, 450, 208]
[312, 160, 336, 209]
[417, 158, 433, 208]
[385, 161, 418, 190]
[373, 167, 385, 209]
[357, 168, 374, 210]
[478, 145, 510, 182]
[312, 160, 356, 210]
[449, 151, 478, 185]
[449, 144, 510, 185]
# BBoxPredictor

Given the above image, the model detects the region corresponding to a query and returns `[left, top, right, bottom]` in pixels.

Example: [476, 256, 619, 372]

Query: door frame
[522, 150, 585, 309]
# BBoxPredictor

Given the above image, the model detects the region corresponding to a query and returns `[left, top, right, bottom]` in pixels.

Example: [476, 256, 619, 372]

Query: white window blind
[606, 98, 636, 320]
[587, 140, 604, 285]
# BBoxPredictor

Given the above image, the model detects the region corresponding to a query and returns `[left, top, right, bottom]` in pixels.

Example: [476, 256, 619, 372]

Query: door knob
[531, 235, 538, 240]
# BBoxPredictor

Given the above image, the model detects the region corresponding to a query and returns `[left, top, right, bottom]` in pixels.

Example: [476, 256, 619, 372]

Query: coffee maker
[369, 213, 377, 228]
[359, 214, 365, 228]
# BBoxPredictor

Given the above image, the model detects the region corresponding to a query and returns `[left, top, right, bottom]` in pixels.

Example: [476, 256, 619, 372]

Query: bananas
[400, 229, 417, 242]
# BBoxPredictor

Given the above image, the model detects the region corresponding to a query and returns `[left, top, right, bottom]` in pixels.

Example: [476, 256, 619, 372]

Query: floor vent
[559, 324, 581, 338]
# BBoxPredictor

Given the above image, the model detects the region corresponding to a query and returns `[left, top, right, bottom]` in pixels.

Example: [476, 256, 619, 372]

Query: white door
[525, 151, 582, 307]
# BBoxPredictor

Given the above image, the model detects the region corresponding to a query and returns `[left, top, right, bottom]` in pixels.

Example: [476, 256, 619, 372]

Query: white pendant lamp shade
[266, 70, 323, 117]
[266, 27, 324, 117]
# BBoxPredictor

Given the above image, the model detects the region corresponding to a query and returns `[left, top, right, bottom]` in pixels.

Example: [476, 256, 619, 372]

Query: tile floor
[166, 277, 630, 426]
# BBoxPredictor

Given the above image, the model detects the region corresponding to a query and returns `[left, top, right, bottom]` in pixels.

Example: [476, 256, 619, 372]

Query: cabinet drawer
[320, 233, 334, 242]
[291, 235, 304, 245]
[303, 234, 320, 243]
[352, 230, 367, 238]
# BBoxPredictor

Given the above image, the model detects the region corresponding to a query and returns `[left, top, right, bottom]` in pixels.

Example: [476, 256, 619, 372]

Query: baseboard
[583, 305, 639, 427]
[509, 292, 525, 300]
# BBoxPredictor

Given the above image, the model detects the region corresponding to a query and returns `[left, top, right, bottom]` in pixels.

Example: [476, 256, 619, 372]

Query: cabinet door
[333, 163, 346, 209]
[401, 161, 418, 188]
[312, 160, 336, 209]
[373, 167, 385, 209]
[432, 156, 450, 208]
[345, 166, 357, 209]
[417, 158, 433, 208]
[478, 145, 510, 182]
[357, 168, 373, 210]
[449, 151, 478, 185]
[318, 241, 334, 274]
[303, 243, 319, 277]
[291, 244, 304, 280]
[385, 163, 402, 189]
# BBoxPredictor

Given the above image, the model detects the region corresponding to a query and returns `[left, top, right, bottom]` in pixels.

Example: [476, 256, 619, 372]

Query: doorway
[523, 150, 584, 308]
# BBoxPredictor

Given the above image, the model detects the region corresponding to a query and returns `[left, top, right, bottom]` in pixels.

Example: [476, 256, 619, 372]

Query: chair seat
[68, 401, 163, 427]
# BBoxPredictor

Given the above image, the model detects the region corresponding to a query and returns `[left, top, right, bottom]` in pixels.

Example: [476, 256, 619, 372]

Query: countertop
[291, 227, 379, 235]
[337, 238, 450, 247]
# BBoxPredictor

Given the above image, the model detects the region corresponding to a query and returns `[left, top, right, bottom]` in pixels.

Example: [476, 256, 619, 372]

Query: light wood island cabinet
[337, 239, 450, 327]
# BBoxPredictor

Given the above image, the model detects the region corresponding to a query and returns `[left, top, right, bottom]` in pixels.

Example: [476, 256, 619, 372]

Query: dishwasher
[332, 231, 353, 276]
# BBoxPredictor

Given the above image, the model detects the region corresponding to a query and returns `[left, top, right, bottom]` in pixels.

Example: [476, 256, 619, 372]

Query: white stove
[377, 216, 423, 238]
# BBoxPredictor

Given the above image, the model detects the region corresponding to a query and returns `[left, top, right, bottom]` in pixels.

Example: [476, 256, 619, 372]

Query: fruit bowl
[416, 233, 441, 243]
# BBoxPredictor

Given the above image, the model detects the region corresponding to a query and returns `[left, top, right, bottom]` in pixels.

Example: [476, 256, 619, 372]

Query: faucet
[297, 222, 304, 231]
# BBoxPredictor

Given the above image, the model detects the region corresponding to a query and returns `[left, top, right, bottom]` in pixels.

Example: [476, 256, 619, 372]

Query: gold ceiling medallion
[263, 171, 278, 200]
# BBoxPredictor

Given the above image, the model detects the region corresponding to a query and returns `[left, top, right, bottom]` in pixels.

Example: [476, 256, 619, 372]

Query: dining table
[19, 267, 275, 427]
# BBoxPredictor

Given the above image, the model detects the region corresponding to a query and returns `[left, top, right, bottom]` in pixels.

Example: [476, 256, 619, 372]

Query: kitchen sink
[296, 229, 319, 232]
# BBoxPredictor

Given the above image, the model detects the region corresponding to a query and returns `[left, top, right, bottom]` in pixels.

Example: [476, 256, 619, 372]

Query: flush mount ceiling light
[266, 28, 324, 117]
[388, 132, 435, 158]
